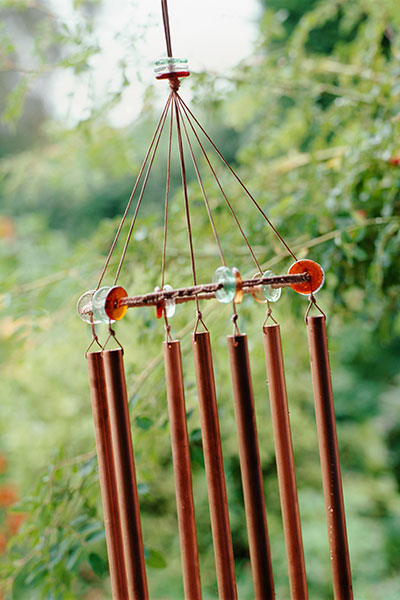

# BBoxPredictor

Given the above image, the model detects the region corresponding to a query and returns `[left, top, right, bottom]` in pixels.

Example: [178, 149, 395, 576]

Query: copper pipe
[263, 324, 308, 600]
[102, 349, 149, 600]
[163, 340, 202, 600]
[307, 315, 353, 600]
[192, 331, 238, 600]
[227, 334, 275, 600]
[87, 352, 129, 599]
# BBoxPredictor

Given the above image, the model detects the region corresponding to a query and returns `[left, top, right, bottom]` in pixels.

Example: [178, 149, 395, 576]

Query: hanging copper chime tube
[263, 324, 308, 600]
[87, 351, 129, 599]
[102, 348, 149, 600]
[163, 340, 202, 600]
[227, 333, 275, 599]
[192, 331, 238, 600]
[307, 315, 353, 600]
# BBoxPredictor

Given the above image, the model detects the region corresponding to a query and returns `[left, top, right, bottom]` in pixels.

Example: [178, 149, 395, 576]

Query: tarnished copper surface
[307, 316, 353, 600]
[227, 334, 275, 599]
[87, 351, 129, 599]
[263, 324, 308, 600]
[103, 348, 149, 600]
[192, 331, 238, 600]
[163, 340, 202, 600]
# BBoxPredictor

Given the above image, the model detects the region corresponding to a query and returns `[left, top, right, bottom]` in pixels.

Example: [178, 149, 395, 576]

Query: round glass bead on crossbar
[155, 284, 176, 318]
[213, 266, 244, 304]
[77, 290, 101, 324]
[288, 259, 325, 295]
[251, 270, 282, 303]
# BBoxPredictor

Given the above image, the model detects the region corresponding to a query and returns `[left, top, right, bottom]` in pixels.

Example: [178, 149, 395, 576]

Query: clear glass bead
[92, 286, 115, 323]
[154, 57, 190, 79]
[77, 290, 101, 324]
[154, 284, 176, 318]
[163, 284, 176, 318]
[262, 270, 282, 303]
[213, 266, 236, 304]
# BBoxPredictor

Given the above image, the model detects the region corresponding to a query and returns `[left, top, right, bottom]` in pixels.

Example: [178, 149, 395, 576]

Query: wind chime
[78, 2, 353, 599]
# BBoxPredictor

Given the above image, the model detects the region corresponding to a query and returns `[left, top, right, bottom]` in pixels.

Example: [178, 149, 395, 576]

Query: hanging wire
[85, 322, 103, 357]
[173, 94, 200, 307]
[176, 94, 263, 274]
[103, 322, 124, 352]
[232, 301, 241, 337]
[113, 94, 173, 285]
[95, 94, 173, 290]
[161, 0, 173, 57]
[175, 99, 226, 266]
[304, 293, 326, 323]
[177, 94, 298, 263]
[161, 94, 175, 288]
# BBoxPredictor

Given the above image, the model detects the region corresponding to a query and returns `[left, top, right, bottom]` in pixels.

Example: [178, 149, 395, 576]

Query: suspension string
[232, 301, 240, 337]
[103, 322, 124, 352]
[95, 94, 173, 291]
[161, 94, 175, 289]
[176, 94, 262, 274]
[161, 0, 173, 57]
[177, 94, 298, 263]
[304, 293, 326, 323]
[173, 93, 200, 317]
[113, 94, 173, 285]
[176, 100, 226, 266]
[85, 323, 103, 357]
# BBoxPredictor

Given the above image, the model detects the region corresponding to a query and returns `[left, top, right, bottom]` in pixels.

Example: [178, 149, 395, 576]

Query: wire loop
[304, 293, 326, 323]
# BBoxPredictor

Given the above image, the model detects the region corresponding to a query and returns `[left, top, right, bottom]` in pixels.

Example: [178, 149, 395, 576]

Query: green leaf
[88, 552, 108, 577]
[144, 548, 167, 569]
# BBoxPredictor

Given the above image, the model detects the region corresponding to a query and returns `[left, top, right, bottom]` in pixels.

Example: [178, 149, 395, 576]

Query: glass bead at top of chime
[104, 286, 128, 321]
[77, 290, 101, 324]
[262, 270, 282, 303]
[288, 259, 325, 295]
[92, 286, 115, 323]
[232, 268, 244, 304]
[213, 266, 236, 303]
[154, 57, 190, 80]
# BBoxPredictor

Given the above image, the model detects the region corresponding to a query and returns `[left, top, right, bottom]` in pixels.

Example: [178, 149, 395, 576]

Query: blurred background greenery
[1, 0, 400, 598]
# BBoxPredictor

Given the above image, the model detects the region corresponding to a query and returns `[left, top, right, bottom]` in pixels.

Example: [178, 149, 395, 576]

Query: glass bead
[251, 272, 267, 304]
[163, 284, 176, 318]
[92, 286, 114, 323]
[233, 268, 243, 304]
[288, 259, 325, 295]
[104, 286, 128, 321]
[154, 285, 176, 318]
[77, 290, 101, 324]
[262, 270, 282, 303]
[213, 266, 236, 303]
[154, 57, 190, 80]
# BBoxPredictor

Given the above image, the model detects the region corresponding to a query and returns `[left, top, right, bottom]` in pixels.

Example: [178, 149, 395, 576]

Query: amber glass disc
[233, 268, 243, 303]
[288, 259, 325, 295]
[105, 286, 128, 320]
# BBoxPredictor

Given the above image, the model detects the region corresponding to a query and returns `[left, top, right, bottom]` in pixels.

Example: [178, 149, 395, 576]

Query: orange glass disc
[156, 303, 163, 319]
[288, 259, 325, 295]
[105, 286, 128, 320]
[233, 268, 243, 303]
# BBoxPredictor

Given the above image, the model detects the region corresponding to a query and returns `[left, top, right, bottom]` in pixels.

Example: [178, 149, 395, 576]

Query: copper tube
[87, 352, 129, 599]
[263, 324, 308, 600]
[102, 349, 149, 600]
[307, 316, 353, 600]
[192, 331, 238, 600]
[163, 340, 202, 600]
[227, 334, 275, 600]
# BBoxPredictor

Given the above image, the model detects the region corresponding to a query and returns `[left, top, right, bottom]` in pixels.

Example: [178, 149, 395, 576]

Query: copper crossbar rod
[87, 352, 129, 599]
[263, 324, 308, 600]
[227, 334, 275, 600]
[103, 349, 149, 600]
[307, 316, 353, 600]
[192, 331, 238, 600]
[163, 340, 202, 600]
[120, 273, 310, 309]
